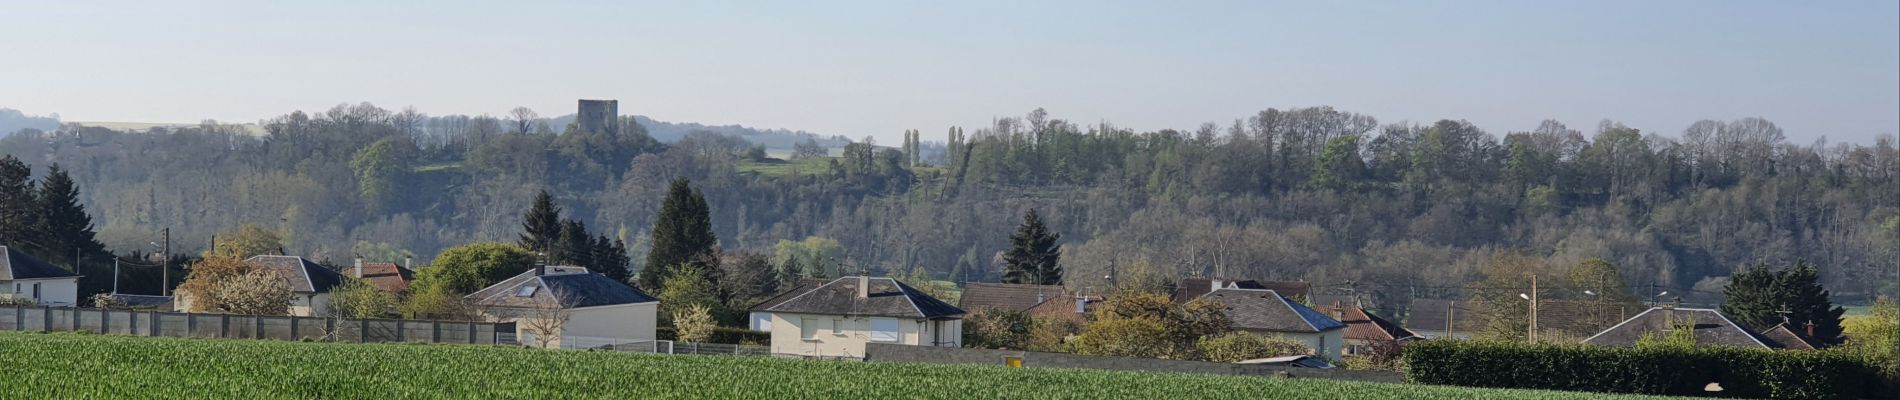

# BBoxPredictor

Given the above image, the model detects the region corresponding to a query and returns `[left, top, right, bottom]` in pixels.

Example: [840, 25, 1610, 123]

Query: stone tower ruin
[576, 99, 619, 135]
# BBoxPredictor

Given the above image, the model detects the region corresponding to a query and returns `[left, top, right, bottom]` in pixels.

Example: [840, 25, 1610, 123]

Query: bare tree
[511, 296, 571, 349]
[509, 106, 539, 135]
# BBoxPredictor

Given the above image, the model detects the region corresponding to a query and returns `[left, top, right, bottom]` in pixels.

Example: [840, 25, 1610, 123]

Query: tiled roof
[1583, 307, 1773, 349]
[753, 277, 965, 320]
[1200, 288, 1345, 333]
[1023, 293, 1102, 323]
[1175, 278, 1310, 304]
[245, 255, 344, 294]
[1315, 305, 1419, 342]
[959, 283, 1070, 312]
[355, 262, 415, 293]
[1757, 323, 1819, 350]
[0, 246, 76, 280]
[466, 267, 656, 309]
[751, 278, 830, 311]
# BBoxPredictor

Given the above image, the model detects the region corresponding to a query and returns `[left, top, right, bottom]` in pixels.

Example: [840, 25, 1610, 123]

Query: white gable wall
[1, 277, 78, 307]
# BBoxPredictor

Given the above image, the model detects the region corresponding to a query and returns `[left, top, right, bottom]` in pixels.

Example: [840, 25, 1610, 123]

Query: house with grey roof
[1197, 288, 1347, 359]
[0, 246, 80, 306]
[468, 266, 658, 349]
[1583, 306, 1788, 349]
[751, 276, 965, 359]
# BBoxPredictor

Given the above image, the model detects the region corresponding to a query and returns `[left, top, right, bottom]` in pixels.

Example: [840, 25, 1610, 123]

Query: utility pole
[161, 228, 170, 297]
[112, 258, 120, 295]
[1529, 274, 1539, 343]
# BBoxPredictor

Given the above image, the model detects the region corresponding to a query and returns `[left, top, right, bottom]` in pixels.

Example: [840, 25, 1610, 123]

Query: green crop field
[0, 332, 1672, 399]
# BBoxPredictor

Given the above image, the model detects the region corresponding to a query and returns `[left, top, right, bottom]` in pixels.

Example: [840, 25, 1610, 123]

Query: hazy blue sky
[2, 1, 1895, 144]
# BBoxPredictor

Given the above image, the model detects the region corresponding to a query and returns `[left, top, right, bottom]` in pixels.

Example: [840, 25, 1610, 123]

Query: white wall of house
[1, 278, 78, 306]
[289, 293, 330, 317]
[1247, 328, 1345, 360]
[557, 302, 658, 347]
[764, 312, 961, 358]
[484, 302, 658, 349]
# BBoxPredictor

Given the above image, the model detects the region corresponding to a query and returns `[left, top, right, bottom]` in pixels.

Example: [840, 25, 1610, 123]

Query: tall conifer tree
[519, 190, 562, 253]
[1001, 208, 1062, 285]
[640, 178, 717, 291]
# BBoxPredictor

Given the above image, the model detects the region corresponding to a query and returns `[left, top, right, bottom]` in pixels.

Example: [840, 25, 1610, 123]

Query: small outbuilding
[751, 276, 965, 359]
[0, 246, 80, 307]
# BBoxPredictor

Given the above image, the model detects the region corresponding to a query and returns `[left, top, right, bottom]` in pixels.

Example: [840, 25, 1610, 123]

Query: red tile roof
[355, 262, 415, 293]
[1315, 305, 1419, 342]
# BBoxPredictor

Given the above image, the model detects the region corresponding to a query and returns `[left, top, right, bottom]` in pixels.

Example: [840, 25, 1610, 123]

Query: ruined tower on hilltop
[576, 99, 619, 135]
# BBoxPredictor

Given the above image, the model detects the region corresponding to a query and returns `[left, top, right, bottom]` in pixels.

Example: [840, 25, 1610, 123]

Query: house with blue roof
[468, 266, 659, 349]
[1198, 287, 1348, 360]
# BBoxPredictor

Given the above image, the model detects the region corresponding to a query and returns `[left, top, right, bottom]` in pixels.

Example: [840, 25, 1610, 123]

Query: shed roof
[1175, 278, 1311, 304]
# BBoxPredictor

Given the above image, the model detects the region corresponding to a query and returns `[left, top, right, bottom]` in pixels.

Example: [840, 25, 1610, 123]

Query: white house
[172, 255, 345, 316]
[750, 276, 965, 359]
[0, 246, 80, 306]
[468, 266, 658, 349]
[1198, 288, 1348, 360]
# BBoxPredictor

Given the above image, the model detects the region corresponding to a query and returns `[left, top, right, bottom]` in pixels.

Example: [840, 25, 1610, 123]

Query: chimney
[1074, 294, 1086, 314]
[1210, 278, 1224, 291]
[1805, 321, 1815, 338]
[353, 258, 363, 279]
[404, 257, 412, 270]
[1036, 290, 1045, 304]
[857, 276, 870, 299]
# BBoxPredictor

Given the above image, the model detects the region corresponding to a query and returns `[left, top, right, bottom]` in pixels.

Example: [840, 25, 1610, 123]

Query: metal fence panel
[260, 316, 293, 340]
[156, 313, 189, 337]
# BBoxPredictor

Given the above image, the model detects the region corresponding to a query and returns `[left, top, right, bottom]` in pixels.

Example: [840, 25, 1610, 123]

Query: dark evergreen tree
[36, 165, 106, 268]
[518, 190, 562, 253]
[1721, 262, 1847, 345]
[640, 178, 718, 291]
[590, 234, 632, 283]
[553, 219, 592, 267]
[1001, 208, 1062, 285]
[0, 156, 36, 251]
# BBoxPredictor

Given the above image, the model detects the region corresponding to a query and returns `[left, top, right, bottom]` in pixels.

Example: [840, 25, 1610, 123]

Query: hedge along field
[0, 333, 1675, 400]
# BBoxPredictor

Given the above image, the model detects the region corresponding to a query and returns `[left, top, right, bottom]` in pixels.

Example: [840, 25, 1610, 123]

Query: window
[869, 318, 899, 343]
[31, 283, 39, 300]
[801, 318, 828, 340]
[751, 313, 772, 332]
[831, 319, 843, 335]
[515, 285, 537, 297]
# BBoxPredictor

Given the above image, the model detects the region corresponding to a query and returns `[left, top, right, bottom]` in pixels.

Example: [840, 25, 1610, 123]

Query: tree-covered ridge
[1, 103, 1893, 305]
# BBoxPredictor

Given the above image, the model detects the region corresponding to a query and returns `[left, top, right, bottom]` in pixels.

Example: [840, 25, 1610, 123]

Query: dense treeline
[0, 103, 1893, 306]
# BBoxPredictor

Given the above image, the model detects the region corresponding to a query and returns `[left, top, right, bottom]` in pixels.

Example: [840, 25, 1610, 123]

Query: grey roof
[104, 294, 174, 309]
[753, 277, 965, 320]
[1757, 323, 1819, 350]
[245, 255, 344, 294]
[0, 246, 77, 280]
[1201, 288, 1346, 333]
[1406, 298, 1486, 334]
[1175, 278, 1310, 303]
[1583, 307, 1773, 349]
[751, 278, 829, 312]
[466, 267, 656, 309]
[959, 283, 1070, 312]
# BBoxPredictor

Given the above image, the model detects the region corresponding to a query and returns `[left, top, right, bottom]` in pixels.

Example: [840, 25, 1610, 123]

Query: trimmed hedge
[1403, 340, 1888, 400]
[657, 326, 771, 345]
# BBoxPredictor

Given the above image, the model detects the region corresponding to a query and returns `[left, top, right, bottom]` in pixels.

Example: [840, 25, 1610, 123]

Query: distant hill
[0, 108, 60, 135]
[546, 114, 849, 150]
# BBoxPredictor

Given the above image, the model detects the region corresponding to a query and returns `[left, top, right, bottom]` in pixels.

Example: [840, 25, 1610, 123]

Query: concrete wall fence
[863, 343, 1403, 384]
[0, 306, 500, 344]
